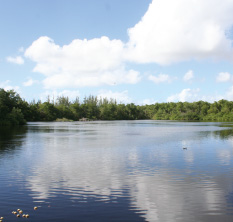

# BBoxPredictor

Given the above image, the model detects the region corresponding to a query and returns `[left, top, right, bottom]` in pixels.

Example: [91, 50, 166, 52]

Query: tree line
[1, 88, 233, 125]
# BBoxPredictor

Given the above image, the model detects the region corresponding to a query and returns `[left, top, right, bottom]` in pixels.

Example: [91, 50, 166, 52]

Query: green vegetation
[1, 88, 233, 125]
[0, 89, 27, 125]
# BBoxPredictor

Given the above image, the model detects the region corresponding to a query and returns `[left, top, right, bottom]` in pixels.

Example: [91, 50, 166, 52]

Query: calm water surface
[1, 120, 233, 221]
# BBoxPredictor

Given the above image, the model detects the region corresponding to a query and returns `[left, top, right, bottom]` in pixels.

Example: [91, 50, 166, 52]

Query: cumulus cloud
[126, 0, 233, 64]
[24, 0, 233, 91]
[216, 72, 231, 82]
[6, 56, 24, 65]
[40, 89, 80, 102]
[167, 88, 201, 102]
[200, 95, 223, 103]
[141, 98, 157, 105]
[97, 90, 131, 104]
[148, 74, 173, 84]
[41, 90, 132, 104]
[183, 70, 194, 82]
[25, 36, 141, 89]
[167, 88, 226, 102]
[23, 78, 39, 87]
[0, 80, 20, 92]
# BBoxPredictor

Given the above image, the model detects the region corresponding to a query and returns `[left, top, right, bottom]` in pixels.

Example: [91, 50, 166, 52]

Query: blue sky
[1, 0, 233, 104]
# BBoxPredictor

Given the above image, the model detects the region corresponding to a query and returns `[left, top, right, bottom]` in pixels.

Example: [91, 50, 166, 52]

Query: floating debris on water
[5, 206, 40, 220]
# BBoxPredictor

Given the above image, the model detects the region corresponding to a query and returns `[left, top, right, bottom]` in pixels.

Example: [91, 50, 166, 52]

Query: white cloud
[23, 78, 39, 87]
[97, 90, 131, 104]
[24, 0, 233, 90]
[40, 89, 80, 102]
[126, 0, 233, 65]
[167, 88, 226, 102]
[148, 74, 173, 84]
[0, 80, 20, 92]
[141, 98, 157, 105]
[25, 36, 141, 89]
[167, 88, 201, 102]
[6, 56, 24, 65]
[216, 72, 231, 82]
[198, 84, 233, 102]
[23, 0, 233, 93]
[200, 95, 223, 103]
[183, 70, 194, 82]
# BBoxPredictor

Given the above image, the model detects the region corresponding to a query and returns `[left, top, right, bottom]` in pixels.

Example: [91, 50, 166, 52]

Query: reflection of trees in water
[226, 189, 233, 208]
[198, 126, 233, 140]
[0, 126, 27, 153]
[213, 129, 233, 140]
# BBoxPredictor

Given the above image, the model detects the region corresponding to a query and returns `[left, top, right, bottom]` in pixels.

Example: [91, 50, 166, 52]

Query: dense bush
[1, 88, 233, 124]
[0, 89, 26, 125]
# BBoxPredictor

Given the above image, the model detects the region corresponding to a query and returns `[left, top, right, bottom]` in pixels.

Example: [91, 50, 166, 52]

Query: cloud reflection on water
[25, 121, 233, 221]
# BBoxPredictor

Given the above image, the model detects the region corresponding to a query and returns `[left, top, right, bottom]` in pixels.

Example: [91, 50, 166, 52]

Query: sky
[1, 0, 233, 104]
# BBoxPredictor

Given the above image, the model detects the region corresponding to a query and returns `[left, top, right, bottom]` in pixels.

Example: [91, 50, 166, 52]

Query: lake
[0, 120, 233, 221]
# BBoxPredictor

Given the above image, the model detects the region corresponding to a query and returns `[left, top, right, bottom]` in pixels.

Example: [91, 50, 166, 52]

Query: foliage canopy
[1, 88, 233, 125]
